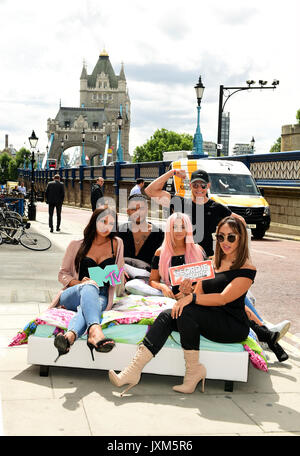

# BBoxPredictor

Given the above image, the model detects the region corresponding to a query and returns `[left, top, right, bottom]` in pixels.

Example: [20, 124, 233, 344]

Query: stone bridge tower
[47, 50, 130, 164]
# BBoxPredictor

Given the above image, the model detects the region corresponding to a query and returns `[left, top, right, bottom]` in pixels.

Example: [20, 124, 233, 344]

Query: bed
[10, 295, 267, 392]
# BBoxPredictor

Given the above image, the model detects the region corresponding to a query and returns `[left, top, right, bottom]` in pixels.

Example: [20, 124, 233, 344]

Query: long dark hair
[214, 216, 249, 270]
[74, 207, 118, 272]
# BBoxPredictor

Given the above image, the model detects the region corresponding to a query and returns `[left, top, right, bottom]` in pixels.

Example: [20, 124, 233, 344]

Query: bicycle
[0, 200, 23, 222]
[0, 216, 52, 251]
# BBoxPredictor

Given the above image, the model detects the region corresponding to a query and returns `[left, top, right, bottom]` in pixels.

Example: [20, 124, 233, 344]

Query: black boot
[249, 322, 289, 362]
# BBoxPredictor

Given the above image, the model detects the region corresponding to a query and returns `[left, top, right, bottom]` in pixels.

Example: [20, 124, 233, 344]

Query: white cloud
[0, 0, 299, 157]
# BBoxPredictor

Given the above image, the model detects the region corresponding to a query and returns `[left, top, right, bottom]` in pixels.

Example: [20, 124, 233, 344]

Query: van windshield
[209, 173, 260, 196]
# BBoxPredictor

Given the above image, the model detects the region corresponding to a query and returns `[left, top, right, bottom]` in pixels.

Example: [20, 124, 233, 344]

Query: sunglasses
[216, 233, 238, 243]
[191, 182, 207, 189]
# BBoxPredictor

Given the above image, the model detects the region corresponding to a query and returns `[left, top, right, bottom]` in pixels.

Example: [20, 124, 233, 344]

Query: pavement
[0, 203, 300, 437]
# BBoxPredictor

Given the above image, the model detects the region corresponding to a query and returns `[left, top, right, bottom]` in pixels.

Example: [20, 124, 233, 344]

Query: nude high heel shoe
[108, 344, 153, 396]
[173, 350, 206, 394]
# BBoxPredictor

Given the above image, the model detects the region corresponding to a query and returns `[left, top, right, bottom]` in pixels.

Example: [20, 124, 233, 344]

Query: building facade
[281, 124, 300, 151]
[232, 143, 254, 155]
[221, 112, 230, 156]
[47, 50, 131, 164]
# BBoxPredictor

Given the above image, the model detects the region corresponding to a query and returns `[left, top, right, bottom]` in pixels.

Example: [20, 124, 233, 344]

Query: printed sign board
[88, 265, 124, 287]
[169, 260, 215, 286]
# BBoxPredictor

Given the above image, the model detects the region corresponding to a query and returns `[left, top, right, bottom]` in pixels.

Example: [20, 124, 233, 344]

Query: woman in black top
[53, 208, 124, 362]
[109, 216, 285, 396]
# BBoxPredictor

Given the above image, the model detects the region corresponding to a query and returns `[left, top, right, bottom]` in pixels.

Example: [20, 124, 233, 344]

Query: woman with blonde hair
[109, 212, 205, 395]
[149, 212, 205, 299]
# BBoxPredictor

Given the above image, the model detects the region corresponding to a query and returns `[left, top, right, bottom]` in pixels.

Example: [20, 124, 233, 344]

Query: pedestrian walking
[129, 178, 145, 197]
[45, 174, 65, 233]
[91, 177, 105, 211]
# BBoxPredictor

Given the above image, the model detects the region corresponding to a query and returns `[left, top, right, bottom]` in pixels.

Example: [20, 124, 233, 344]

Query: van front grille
[228, 206, 265, 219]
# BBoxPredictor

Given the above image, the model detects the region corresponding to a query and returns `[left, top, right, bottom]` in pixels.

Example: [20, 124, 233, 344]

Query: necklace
[134, 235, 147, 245]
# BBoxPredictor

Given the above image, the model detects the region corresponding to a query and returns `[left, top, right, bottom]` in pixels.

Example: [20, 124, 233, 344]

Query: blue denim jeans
[245, 295, 263, 322]
[59, 283, 109, 339]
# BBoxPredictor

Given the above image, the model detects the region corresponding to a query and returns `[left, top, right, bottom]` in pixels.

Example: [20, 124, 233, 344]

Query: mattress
[34, 323, 245, 353]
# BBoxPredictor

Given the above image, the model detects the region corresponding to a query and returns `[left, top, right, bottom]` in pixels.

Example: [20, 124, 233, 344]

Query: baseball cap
[190, 169, 210, 184]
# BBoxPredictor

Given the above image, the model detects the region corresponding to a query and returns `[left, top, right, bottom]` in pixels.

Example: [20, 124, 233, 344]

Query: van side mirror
[260, 188, 264, 196]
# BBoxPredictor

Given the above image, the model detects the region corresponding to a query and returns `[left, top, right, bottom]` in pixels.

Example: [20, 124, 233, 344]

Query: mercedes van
[168, 158, 270, 239]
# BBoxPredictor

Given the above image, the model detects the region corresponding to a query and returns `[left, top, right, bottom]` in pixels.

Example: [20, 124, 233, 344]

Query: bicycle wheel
[0, 216, 23, 239]
[7, 211, 23, 222]
[20, 231, 52, 251]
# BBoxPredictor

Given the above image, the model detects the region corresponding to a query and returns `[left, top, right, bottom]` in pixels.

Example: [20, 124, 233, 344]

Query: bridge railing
[19, 150, 300, 189]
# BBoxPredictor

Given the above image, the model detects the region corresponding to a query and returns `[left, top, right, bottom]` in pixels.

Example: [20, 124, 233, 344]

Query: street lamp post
[81, 128, 87, 166]
[60, 139, 65, 168]
[28, 130, 38, 221]
[192, 76, 205, 156]
[45, 145, 49, 169]
[217, 79, 279, 157]
[250, 136, 255, 154]
[116, 112, 124, 162]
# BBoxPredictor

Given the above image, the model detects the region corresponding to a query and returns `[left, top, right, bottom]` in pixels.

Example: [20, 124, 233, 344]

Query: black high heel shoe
[87, 338, 115, 361]
[249, 322, 289, 362]
[86, 324, 115, 361]
[54, 334, 71, 363]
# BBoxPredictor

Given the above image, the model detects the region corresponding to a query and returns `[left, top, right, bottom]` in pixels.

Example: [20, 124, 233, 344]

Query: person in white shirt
[17, 182, 26, 196]
[129, 178, 145, 197]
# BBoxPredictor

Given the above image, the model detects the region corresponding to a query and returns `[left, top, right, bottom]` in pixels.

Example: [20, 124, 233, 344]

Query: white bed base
[27, 335, 249, 392]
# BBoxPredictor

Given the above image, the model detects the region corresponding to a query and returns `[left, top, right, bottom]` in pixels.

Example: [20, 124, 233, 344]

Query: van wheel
[251, 226, 266, 240]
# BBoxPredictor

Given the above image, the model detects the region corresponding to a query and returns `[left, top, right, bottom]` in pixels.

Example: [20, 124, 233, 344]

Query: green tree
[8, 158, 18, 181]
[296, 109, 300, 124]
[132, 128, 194, 162]
[15, 147, 31, 168]
[270, 137, 281, 153]
[0, 151, 13, 184]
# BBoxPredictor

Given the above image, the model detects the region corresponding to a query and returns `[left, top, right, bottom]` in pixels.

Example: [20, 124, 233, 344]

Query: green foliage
[132, 128, 193, 163]
[0, 151, 14, 184]
[15, 147, 31, 168]
[296, 109, 300, 124]
[270, 137, 281, 153]
[0, 147, 31, 184]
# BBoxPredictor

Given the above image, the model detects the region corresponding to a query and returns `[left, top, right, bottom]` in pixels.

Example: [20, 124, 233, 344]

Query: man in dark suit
[91, 177, 104, 211]
[45, 174, 65, 232]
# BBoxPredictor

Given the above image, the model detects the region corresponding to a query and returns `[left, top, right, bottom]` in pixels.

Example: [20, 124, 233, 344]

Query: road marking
[251, 249, 286, 259]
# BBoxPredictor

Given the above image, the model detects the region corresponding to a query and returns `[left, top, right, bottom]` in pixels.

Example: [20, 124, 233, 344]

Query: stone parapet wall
[262, 187, 300, 236]
[281, 124, 300, 152]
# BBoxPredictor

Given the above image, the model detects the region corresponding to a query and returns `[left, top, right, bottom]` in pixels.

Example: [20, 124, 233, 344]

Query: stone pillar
[281, 124, 300, 151]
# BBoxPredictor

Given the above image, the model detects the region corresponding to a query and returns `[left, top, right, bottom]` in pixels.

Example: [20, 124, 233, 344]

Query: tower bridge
[46, 50, 130, 165]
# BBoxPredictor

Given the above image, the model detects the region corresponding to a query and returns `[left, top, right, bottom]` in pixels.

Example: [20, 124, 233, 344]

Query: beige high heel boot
[109, 344, 153, 396]
[173, 350, 206, 394]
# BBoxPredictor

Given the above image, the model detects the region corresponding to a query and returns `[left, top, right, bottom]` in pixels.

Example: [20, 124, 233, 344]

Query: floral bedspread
[8, 294, 268, 372]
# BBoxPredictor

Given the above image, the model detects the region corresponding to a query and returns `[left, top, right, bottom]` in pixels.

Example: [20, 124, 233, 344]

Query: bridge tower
[47, 50, 131, 165]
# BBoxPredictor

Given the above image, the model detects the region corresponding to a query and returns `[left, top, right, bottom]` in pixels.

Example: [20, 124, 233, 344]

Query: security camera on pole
[217, 79, 279, 156]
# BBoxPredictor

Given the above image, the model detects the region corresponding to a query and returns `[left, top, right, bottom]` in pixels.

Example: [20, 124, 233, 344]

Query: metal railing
[19, 150, 300, 189]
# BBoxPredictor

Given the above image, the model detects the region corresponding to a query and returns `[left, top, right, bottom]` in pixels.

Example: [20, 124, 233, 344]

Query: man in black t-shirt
[145, 167, 244, 257]
[118, 195, 164, 295]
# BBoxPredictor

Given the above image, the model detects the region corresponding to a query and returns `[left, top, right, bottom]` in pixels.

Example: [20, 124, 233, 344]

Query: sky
[0, 0, 299, 157]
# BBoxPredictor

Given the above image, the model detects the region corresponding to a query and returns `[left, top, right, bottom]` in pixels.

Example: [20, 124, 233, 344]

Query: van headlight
[263, 206, 270, 216]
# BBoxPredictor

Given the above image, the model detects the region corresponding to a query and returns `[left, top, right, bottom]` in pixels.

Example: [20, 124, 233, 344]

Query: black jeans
[48, 203, 62, 230]
[143, 305, 249, 356]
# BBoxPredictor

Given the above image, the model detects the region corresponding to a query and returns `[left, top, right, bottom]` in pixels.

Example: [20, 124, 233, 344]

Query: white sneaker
[265, 320, 291, 342]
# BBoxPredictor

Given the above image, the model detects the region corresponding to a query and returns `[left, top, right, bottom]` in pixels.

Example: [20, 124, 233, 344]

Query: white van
[168, 158, 270, 239]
